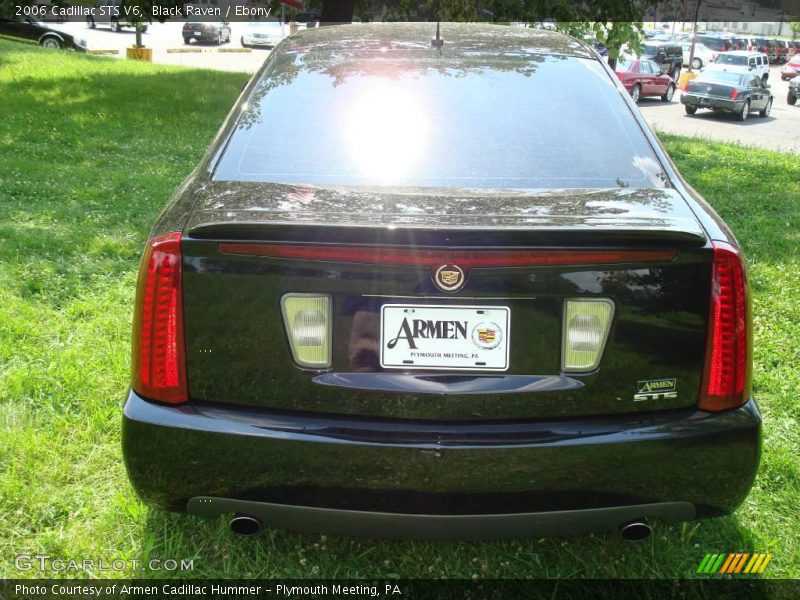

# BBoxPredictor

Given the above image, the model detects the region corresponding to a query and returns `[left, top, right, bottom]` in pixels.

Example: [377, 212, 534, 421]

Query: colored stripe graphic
[698, 553, 773, 574]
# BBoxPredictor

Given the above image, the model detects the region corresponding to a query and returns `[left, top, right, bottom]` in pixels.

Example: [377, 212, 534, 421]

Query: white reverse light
[281, 294, 331, 368]
[562, 298, 615, 372]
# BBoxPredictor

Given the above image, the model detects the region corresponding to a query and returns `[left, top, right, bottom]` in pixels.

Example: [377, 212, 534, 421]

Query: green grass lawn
[0, 40, 798, 581]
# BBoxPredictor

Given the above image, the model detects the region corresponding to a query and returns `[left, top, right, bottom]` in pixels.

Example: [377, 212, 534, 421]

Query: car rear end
[122, 24, 760, 539]
[772, 40, 788, 63]
[755, 38, 776, 63]
[242, 22, 283, 47]
[681, 74, 747, 113]
[183, 21, 218, 43]
[781, 55, 800, 80]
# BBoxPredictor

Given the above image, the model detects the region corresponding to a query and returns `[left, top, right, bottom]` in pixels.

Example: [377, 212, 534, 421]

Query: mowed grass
[0, 40, 798, 580]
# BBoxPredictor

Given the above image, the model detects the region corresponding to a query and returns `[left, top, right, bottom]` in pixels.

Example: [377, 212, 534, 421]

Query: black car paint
[0, 16, 84, 50]
[641, 42, 683, 78]
[124, 24, 759, 538]
[183, 21, 231, 44]
[124, 390, 759, 538]
[789, 78, 799, 105]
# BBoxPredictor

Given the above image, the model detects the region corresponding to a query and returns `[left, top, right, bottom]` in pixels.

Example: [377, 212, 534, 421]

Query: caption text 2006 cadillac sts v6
[122, 23, 760, 540]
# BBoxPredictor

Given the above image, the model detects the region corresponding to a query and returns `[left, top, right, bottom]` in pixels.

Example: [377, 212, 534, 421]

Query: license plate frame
[380, 304, 510, 371]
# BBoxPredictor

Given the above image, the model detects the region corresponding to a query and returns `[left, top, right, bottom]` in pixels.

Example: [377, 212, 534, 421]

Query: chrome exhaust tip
[619, 519, 652, 541]
[229, 514, 262, 537]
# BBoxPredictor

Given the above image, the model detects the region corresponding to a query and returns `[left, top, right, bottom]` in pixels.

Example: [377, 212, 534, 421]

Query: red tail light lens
[132, 232, 187, 404]
[699, 241, 750, 411]
[730, 88, 738, 100]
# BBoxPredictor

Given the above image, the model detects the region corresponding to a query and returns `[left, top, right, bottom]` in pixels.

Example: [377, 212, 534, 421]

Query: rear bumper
[122, 391, 761, 538]
[188, 497, 694, 539]
[681, 94, 743, 112]
[184, 31, 218, 42]
[242, 37, 278, 47]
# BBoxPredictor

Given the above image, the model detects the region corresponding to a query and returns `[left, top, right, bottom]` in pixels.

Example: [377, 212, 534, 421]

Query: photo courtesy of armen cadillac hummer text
[122, 23, 760, 541]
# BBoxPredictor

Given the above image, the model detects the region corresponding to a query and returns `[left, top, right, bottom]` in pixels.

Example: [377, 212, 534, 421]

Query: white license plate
[194, 31, 201, 36]
[380, 304, 510, 371]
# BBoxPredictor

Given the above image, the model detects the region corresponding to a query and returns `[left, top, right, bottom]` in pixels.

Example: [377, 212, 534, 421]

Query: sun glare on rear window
[214, 55, 667, 189]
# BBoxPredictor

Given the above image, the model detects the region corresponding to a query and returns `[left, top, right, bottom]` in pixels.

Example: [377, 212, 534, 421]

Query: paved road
[637, 67, 800, 155]
[51, 21, 800, 154]
[56, 19, 276, 72]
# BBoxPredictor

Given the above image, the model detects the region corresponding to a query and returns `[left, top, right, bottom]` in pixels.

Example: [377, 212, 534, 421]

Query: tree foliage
[790, 18, 800, 39]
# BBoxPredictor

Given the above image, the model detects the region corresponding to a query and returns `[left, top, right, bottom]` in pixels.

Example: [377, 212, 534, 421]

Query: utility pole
[687, 0, 702, 73]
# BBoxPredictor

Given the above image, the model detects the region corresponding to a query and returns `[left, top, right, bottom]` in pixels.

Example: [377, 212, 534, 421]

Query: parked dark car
[641, 42, 682, 80]
[788, 77, 799, 105]
[614, 56, 676, 102]
[695, 34, 734, 54]
[681, 71, 773, 120]
[0, 15, 86, 50]
[123, 23, 760, 540]
[293, 11, 320, 27]
[183, 20, 231, 45]
[86, 0, 147, 33]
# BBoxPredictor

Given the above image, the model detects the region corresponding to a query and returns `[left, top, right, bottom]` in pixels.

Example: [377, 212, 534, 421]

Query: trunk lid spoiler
[186, 183, 707, 247]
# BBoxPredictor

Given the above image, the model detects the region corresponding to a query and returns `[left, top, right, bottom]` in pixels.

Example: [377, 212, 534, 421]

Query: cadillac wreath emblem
[433, 264, 466, 292]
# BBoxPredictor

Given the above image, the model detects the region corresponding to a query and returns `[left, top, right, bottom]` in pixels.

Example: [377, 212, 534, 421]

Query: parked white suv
[703, 51, 770, 82]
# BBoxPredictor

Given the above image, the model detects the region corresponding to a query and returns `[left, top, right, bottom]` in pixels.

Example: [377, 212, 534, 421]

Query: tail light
[562, 299, 615, 372]
[218, 244, 676, 269]
[699, 242, 750, 411]
[730, 88, 738, 100]
[132, 232, 187, 404]
[281, 294, 331, 368]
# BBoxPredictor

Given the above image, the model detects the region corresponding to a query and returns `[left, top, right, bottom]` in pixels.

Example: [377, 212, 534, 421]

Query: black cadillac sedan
[0, 15, 86, 50]
[123, 23, 760, 540]
[681, 71, 774, 120]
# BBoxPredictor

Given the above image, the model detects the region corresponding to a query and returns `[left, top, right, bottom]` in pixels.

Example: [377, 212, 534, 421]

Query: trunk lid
[181, 184, 711, 420]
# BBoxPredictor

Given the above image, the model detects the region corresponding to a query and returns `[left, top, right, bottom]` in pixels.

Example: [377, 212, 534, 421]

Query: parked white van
[703, 51, 770, 82]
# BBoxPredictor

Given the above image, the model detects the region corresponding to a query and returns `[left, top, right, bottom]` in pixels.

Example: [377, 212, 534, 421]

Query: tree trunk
[135, 23, 143, 48]
[320, 0, 356, 25]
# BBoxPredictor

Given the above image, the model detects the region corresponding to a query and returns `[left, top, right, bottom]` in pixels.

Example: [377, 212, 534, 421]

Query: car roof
[281, 22, 595, 61]
[719, 50, 765, 56]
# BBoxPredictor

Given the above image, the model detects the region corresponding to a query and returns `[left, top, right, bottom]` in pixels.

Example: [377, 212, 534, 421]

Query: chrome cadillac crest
[433, 264, 465, 292]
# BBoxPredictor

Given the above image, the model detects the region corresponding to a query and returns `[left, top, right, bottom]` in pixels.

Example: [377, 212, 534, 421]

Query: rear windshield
[215, 54, 667, 189]
[700, 72, 745, 85]
[714, 54, 747, 65]
[616, 56, 636, 70]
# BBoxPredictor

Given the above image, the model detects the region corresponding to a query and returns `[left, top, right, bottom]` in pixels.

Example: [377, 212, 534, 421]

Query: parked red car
[615, 56, 676, 103]
[781, 55, 800, 80]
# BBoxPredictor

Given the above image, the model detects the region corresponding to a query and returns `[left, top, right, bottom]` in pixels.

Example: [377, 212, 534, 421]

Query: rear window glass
[714, 54, 747, 65]
[700, 72, 746, 85]
[698, 37, 730, 51]
[616, 56, 636, 70]
[215, 54, 666, 189]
